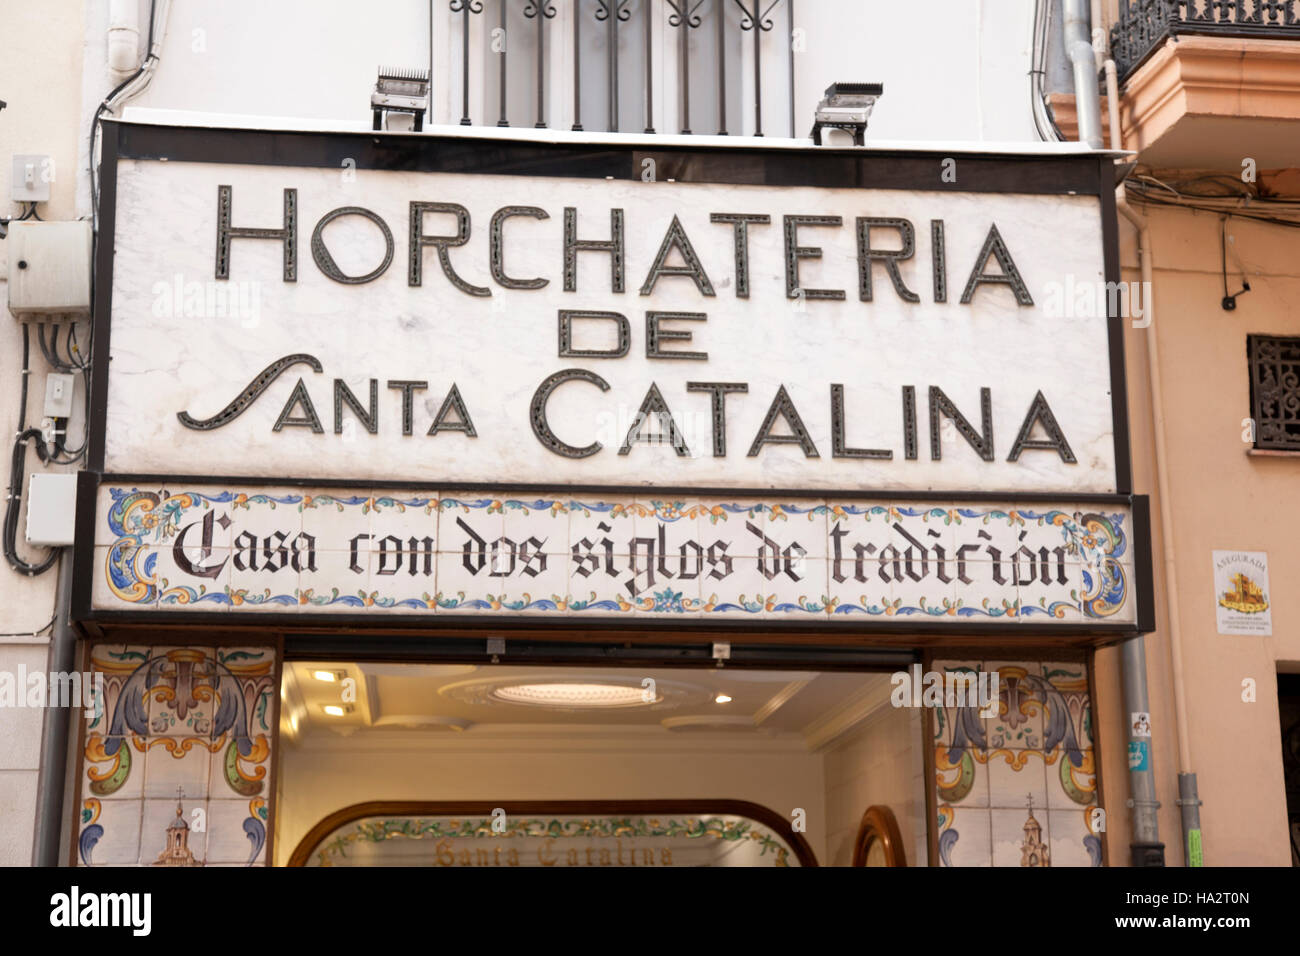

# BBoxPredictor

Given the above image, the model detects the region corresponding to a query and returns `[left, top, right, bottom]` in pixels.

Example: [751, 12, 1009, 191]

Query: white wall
[110, 0, 1042, 143]
[821, 705, 927, 866]
[794, 0, 1040, 143]
[0, 0, 88, 867]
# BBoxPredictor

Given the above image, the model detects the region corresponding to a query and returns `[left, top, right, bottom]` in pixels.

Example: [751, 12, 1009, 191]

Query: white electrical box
[44, 372, 76, 418]
[25, 472, 77, 547]
[6, 220, 92, 320]
[10, 154, 52, 203]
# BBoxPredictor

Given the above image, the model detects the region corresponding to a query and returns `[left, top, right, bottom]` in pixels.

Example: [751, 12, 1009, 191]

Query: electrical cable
[1029, 0, 1066, 142]
[90, 0, 164, 232]
[1219, 215, 1251, 310]
[4, 327, 59, 576]
[0, 615, 55, 638]
[1124, 172, 1300, 229]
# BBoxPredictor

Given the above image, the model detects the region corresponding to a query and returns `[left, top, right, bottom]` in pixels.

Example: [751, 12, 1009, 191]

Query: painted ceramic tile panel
[78, 645, 276, 867]
[93, 485, 1136, 625]
[933, 658, 1101, 866]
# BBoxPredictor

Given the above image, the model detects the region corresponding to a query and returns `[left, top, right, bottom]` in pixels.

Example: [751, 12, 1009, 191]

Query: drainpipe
[1063, 0, 1103, 148]
[33, 550, 76, 866]
[1104, 53, 1203, 868]
[107, 0, 141, 74]
[1064, 0, 1164, 867]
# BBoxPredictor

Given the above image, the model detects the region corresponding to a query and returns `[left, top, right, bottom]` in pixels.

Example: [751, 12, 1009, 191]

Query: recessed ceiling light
[313, 670, 340, 682]
[491, 682, 656, 709]
[323, 705, 345, 717]
[715, 694, 733, 704]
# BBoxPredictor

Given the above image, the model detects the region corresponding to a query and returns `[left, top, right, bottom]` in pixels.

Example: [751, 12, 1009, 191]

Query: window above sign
[443, 0, 795, 136]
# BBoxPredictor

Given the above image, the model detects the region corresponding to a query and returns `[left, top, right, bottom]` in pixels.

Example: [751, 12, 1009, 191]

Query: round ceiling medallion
[491, 682, 652, 708]
[440, 674, 711, 712]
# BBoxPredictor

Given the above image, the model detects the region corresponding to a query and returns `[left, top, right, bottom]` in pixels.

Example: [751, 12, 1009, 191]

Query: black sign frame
[74, 121, 1150, 644]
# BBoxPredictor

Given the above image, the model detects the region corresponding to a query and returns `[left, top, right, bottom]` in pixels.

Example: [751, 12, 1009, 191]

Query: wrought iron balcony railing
[1111, 0, 1300, 81]
[447, 0, 795, 137]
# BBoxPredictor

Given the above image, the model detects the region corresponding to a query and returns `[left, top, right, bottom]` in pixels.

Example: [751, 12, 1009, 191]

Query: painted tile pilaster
[932, 658, 1101, 867]
[77, 644, 277, 866]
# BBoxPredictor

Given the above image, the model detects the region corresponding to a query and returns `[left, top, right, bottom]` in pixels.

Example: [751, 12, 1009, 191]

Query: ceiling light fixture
[323, 705, 345, 717]
[715, 694, 733, 704]
[313, 670, 339, 682]
[491, 682, 657, 709]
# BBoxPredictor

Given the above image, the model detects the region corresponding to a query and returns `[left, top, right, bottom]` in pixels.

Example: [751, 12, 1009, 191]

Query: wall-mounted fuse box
[10, 154, 53, 203]
[6, 220, 92, 320]
[25, 472, 77, 547]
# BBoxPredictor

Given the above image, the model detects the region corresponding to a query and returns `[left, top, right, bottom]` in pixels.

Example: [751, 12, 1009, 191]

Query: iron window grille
[446, 0, 795, 136]
[1248, 334, 1300, 451]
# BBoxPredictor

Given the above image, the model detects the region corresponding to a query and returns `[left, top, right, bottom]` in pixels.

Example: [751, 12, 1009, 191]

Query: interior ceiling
[281, 661, 892, 750]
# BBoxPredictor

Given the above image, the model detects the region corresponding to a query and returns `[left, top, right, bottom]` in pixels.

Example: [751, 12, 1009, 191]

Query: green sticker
[1187, 829, 1203, 867]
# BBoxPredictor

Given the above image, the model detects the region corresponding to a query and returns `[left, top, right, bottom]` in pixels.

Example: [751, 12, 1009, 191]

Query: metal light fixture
[810, 82, 884, 146]
[371, 66, 430, 132]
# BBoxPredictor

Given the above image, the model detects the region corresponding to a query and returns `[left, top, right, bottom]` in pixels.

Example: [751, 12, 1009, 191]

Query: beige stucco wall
[0, 0, 86, 866]
[1097, 202, 1300, 866]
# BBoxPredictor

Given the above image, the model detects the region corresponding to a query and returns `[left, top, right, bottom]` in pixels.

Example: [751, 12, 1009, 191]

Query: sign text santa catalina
[105, 157, 1117, 493]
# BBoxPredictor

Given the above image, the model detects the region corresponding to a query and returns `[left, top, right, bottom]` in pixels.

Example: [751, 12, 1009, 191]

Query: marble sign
[102, 154, 1119, 493]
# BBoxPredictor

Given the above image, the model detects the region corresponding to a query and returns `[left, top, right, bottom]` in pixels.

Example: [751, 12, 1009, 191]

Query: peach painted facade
[1087, 2, 1300, 867]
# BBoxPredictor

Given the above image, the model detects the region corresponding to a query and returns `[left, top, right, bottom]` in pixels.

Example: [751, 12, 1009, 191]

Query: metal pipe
[717, 0, 727, 134]
[460, 3, 472, 124]
[607, 4, 619, 132]
[436, 0, 441, 125]
[497, 0, 508, 126]
[1103, 57, 1120, 150]
[1120, 636, 1164, 865]
[536, 2, 546, 127]
[572, 2, 582, 130]
[644, 1, 654, 132]
[1063, 0, 1103, 148]
[32, 550, 76, 866]
[751, 2, 762, 136]
[679, 12, 691, 134]
[786, 0, 794, 137]
[1106, 51, 1204, 866]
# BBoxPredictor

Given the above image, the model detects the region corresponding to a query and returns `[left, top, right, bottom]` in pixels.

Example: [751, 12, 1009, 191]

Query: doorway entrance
[274, 660, 927, 866]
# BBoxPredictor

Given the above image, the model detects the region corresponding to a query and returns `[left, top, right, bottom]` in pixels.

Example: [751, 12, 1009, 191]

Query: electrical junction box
[10, 154, 52, 203]
[6, 220, 92, 320]
[25, 472, 77, 547]
[44, 372, 76, 419]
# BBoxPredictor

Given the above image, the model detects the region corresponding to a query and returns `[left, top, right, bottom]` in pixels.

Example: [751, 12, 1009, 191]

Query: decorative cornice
[801, 676, 897, 752]
[1119, 36, 1300, 153]
[753, 677, 815, 727]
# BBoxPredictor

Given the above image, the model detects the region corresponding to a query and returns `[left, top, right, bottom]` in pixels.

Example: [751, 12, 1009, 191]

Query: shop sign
[91, 483, 1135, 625]
[303, 812, 801, 867]
[98, 131, 1122, 494]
